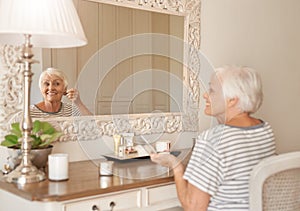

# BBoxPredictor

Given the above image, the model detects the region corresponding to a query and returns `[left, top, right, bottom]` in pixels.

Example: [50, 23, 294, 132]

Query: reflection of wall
[43, 0, 184, 115]
[201, 0, 300, 153]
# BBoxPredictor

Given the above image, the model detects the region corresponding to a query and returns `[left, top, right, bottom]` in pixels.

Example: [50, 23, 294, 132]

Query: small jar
[118, 137, 125, 157]
[99, 160, 114, 176]
[155, 140, 171, 153]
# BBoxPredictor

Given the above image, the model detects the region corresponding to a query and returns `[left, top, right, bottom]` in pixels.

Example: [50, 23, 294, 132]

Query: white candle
[48, 153, 69, 181]
[99, 161, 114, 176]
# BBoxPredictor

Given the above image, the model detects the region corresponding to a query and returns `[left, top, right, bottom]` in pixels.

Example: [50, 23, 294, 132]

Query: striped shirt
[183, 121, 276, 211]
[30, 103, 81, 118]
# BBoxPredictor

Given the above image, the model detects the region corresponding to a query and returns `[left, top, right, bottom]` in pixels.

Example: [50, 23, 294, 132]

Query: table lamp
[0, 0, 87, 184]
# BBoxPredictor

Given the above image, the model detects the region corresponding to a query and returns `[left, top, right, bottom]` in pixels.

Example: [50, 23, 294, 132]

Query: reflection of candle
[118, 176, 124, 185]
[48, 181, 67, 195]
[99, 176, 113, 188]
[115, 168, 125, 184]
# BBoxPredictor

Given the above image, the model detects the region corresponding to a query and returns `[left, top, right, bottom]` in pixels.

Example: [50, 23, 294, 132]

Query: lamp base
[3, 34, 45, 185]
[5, 163, 45, 184]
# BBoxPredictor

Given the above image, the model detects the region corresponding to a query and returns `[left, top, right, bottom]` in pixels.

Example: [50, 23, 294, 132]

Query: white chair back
[249, 151, 300, 211]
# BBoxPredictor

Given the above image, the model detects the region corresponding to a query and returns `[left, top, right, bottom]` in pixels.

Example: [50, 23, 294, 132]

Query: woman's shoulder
[62, 102, 72, 107]
[225, 120, 273, 132]
[201, 124, 227, 135]
[61, 102, 77, 110]
[30, 104, 38, 110]
[30, 104, 43, 113]
[198, 123, 258, 143]
[61, 102, 81, 116]
[198, 124, 227, 143]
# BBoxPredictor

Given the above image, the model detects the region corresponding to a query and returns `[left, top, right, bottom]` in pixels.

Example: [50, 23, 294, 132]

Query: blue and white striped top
[183, 121, 276, 211]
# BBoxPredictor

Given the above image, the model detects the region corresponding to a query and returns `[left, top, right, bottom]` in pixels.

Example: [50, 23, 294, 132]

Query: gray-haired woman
[31, 67, 92, 117]
[151, 65, 276, 211]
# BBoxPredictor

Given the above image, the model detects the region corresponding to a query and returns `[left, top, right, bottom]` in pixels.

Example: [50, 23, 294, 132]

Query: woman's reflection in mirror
[30, 67, 92, 117]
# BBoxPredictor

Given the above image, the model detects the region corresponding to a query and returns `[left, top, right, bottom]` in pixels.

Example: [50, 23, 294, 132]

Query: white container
[99, 160, 114, 176]
[118, 137, 125, 157]
[122, 132, 135, 147]
[48, 153, 69, 181]
[155, 140, 171, 153]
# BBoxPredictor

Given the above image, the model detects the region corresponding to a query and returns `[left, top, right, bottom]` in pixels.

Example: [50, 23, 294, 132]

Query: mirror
[0, 0, 201, 140]
[43, 0, 185, 115]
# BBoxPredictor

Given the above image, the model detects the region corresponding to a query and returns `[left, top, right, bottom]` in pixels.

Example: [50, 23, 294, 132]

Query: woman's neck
[37, 101, 62, 113]
[225, 112, 261, 127]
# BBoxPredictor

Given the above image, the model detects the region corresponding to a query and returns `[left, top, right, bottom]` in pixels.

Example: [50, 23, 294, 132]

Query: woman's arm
[66, 88, 92, 115]
[151, 154, 210, 210]
[74, 100, 93, 115]
[173, 164, 210, 210]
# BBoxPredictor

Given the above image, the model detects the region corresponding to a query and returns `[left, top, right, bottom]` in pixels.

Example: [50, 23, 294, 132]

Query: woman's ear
[227, 97, 239, 108]
[64, 87, 67, 95]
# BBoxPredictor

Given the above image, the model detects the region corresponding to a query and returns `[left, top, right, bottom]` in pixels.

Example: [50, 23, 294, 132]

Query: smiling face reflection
[41, 75, 66, 104]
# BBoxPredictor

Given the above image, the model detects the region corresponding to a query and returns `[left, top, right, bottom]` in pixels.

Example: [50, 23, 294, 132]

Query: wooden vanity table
[0, 152, 189, 211]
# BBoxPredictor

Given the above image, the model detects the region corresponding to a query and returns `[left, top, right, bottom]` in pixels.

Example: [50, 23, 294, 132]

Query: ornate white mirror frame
[0, 0, 201, 142]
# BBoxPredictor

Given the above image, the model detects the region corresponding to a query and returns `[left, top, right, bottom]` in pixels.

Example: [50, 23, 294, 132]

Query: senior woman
[151, 66, 276, 211]
[31, 68, 92, 117]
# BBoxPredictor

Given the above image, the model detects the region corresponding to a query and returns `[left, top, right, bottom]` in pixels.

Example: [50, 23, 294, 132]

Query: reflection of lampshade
[0, 0, 87, 185]
[0, 0, 87, 48]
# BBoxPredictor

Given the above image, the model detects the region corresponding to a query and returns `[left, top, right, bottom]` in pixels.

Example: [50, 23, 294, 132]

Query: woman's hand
[150, 153, 180, 169]
[65, 88, 81, 104]
[65, 88, 92, 115]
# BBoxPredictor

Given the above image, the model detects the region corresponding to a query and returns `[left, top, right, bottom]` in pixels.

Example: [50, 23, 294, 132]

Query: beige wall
[200, 0, 300, 153]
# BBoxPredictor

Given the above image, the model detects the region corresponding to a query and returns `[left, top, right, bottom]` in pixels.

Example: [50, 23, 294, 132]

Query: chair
[249, 151, 300, 211]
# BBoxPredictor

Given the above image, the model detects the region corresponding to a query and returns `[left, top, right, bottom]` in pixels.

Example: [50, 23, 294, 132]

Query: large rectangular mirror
[43, 0, 185, 115]
[0, 0, 201, 140]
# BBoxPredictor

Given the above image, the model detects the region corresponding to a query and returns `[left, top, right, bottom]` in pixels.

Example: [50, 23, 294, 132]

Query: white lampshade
[0, 0, 87, 48]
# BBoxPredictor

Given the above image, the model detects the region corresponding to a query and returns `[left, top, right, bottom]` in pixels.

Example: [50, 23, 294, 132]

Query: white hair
[39, 67, 68, 90]
[216, 65, 263, 113]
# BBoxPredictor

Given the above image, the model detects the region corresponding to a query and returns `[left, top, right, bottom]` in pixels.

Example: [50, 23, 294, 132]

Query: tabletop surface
[0, 149, 191, 202]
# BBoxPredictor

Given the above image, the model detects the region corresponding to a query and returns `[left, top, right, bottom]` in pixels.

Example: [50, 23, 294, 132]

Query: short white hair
[39, 67, 68, 90]
[216, 65, 263, 114]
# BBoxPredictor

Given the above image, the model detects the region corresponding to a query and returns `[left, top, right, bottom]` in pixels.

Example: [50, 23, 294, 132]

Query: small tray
[103, 153, 149, 160]
[104, 145, 154, 160]
[103, 150, 181, 161]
